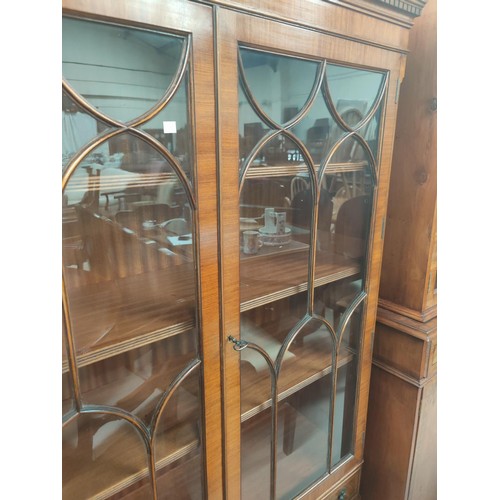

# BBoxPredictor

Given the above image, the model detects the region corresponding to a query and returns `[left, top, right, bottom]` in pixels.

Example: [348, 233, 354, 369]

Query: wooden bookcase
[361, 0, 437, 498]
[61, 1, 426, 498]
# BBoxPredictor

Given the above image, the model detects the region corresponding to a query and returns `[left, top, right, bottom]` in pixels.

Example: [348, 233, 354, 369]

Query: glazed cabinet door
[217, 8, 403, 499]
[62, 1, 222, 498]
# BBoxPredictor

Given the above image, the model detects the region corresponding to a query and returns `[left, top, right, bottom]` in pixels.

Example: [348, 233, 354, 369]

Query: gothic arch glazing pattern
[235, 46, 387, 499]
[62, 16, 205, 499]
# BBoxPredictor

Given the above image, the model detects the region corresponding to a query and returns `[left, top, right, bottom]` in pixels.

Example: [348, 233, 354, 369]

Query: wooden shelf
[63, 415, 200, 500]
[240, 318, 356, 422]
[63, 265, 196, 372]
[119, 453, 204, 499]
[240, 251, 361, 312]
[244, 161, 368, 179]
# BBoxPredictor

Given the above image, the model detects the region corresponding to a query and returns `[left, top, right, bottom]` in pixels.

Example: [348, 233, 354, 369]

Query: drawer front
[323, 470, 360, 500]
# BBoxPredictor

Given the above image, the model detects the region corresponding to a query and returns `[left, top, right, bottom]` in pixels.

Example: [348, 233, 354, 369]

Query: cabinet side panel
[378, 0, 437, 314]
[407, 377, 437, 500]
[360, 365, 419, 500]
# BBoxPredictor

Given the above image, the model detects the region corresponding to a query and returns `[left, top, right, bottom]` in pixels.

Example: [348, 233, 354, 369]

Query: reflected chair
[305, 118, 331, 164]
[161, 218, 190, 236]
[114, 210, 141, 232]
[290, 176, 309, 201]
[333, 195, 370, 260]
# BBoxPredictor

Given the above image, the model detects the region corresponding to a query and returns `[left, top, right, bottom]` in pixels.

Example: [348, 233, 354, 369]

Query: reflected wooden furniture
[62, 0, 428, 498]
[361, 0, 437, 498]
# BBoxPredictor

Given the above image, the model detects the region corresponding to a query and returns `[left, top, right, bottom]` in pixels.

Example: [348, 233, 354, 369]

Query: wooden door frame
[215, 6, 405, 498]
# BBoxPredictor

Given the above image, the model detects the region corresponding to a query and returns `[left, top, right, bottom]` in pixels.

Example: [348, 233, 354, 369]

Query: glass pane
[62, 17, 185, 123]
[239, 47, 320, 125]
[240, 170, 312, 312]
[78, 337, 197, 423]
[62, 89, 111, 168]
[153, 367, 204, 499]
[138, 71, 194, 182]
[358, 106, 383, 161]
[63, 133, 196, 365]
[239, 82, 271, 171]
[241, 406, 272, 500]
[332, 299, 364, 466]
[290, 92, 340, 166]
[325, 64, 385, 129]
[237, 46, 382, 498]
[314, 143, 374, 291]
[62, 318, 75, 416]
[62, 413, 151, 499]
[275, 319, 333, 497]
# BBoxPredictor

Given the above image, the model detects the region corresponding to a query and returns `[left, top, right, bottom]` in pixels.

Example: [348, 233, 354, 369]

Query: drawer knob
[338, 489, 347, 500]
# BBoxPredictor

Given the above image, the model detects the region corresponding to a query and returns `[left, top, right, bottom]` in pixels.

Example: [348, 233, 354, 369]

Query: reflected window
[62, 17, 185, 123]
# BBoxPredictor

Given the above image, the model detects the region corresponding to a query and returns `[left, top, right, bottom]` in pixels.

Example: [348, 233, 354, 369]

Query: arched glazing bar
[318, 131, 378, 189]
[62, 359, 201, 500]
[329, 293, 367, 472]
[238, 47, 326, 132]
[322, 69, 388, 134]
[62, 127, 197, 415]
[62, 18, 191, 131]
[62, 17, 203, 499]
[236, 47, 387, 498]
[229, 337, 277, 500]
[62, 127, 196, 208]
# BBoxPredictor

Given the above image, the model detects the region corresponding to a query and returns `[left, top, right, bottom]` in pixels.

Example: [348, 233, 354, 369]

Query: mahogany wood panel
[206, 0, 412, 50]
[378, 0, 437, 319]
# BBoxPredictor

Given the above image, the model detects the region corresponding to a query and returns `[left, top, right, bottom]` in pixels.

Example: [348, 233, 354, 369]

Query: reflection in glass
[62, 413, 151, 499]
[332, 359, 358, 466]
[276, 376, 331, 498]
[275, 319, 333, 496]
[237, 45, 383, 498]
[326, 64, 384, 129]
[62, 131, 198, 422]
[62, 89, 111, 169]
[62, 17, 185, 123]
[241, 406, 272, 500]
[139, 71, 193, 181]
[78, 337, 197, 423]
[153, 367, 204, 499]
[291, 93, 339, 165]
[240, 48, 319, 125]
[239, 171, 312, 311]
[238, 82, 271, 170]
[314, 145, 374, 294]
[63, 16, 202, 500]
[358, 106, 383, 161]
